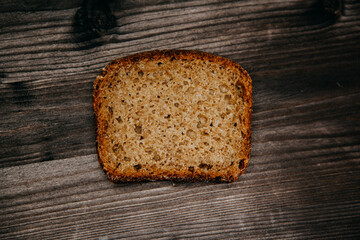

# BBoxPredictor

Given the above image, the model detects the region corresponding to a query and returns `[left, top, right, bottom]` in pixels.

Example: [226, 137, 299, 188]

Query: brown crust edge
[93, 49, 252, 183]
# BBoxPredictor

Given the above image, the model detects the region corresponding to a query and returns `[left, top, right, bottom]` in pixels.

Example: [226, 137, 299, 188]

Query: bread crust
[93, 49, 252, 183]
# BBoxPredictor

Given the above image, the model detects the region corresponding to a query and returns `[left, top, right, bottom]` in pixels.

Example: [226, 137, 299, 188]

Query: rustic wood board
[1, 0, 359, 239]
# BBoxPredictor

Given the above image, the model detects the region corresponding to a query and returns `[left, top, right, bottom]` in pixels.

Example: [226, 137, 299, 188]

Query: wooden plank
[0, 0, 359, 167]
[0, 152, 359, 239]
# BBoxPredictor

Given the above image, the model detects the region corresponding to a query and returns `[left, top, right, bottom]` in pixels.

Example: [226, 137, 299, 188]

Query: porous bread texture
[93, 50, 252, 182]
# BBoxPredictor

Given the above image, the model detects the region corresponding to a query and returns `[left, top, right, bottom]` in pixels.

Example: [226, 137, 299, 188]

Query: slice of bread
[93, 50, 252, 182]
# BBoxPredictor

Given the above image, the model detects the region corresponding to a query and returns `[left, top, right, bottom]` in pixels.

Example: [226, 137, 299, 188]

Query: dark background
[1, 0, 359, 239]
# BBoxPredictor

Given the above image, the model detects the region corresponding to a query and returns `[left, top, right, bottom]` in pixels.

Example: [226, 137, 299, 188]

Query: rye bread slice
[93, 50, 252, 182]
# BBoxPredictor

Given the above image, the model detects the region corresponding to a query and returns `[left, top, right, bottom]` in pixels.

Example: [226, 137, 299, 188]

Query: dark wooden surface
[1, 0, 360, 239]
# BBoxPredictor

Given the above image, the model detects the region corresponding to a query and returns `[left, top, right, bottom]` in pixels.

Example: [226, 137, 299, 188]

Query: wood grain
[0, 0, 360, 239]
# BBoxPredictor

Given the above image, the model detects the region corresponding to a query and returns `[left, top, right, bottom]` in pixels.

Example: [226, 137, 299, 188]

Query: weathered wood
[0, 0, 359, 239]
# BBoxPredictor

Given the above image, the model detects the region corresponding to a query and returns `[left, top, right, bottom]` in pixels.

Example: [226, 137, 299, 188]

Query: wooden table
[1, 0, 359, 239]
